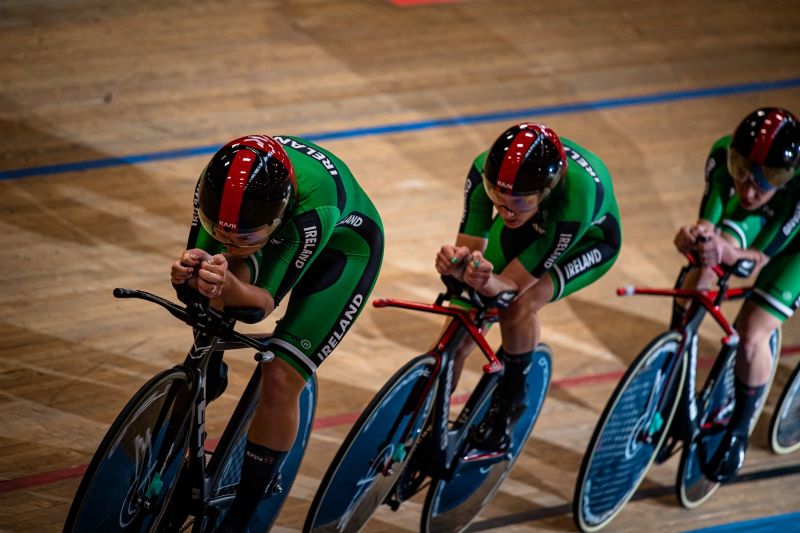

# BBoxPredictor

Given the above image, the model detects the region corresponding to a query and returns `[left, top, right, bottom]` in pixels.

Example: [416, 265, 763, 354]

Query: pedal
[268, 473, 283, 495]
[383, 491, 402, 511]
[458, 448, 509, 473]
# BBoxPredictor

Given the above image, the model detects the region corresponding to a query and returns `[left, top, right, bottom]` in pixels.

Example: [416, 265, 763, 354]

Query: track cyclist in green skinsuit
[436, 122, 622, 451]
[170, 135, 384, 532]
[673, 107, 800, 482]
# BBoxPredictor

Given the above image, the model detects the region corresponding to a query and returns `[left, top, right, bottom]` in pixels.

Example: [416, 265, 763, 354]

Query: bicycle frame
[617, 263, 748, 446]
[372, 295, 504, 480]
[112, 289, 273, 520]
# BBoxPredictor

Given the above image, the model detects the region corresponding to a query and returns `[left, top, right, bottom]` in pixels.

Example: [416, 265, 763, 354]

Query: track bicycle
[573, 256, 781, 532]
[303, 277, 552, 533]
[769, 359, 800, 455]
[63, 288, 317, 532]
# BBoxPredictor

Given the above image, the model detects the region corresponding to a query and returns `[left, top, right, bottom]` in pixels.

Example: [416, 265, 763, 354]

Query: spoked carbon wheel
[573, 332, 684, 532]
[770, 362, 800, 455]
[421, 345, 552, 533]
[678, 328, 781, 508]
[64, 367, 194, 533]
[304, 354, 437, 532]
[194, 373, 318, 532]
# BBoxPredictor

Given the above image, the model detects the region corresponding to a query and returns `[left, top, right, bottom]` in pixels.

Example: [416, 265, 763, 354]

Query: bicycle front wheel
[421, 345, 552, 533]
[304, 354, 437, 533]
[678, 327, 781, 508]
[64, 367, 194, 533]
[771, 361, 800, 454]
[573, 331, 685, 533]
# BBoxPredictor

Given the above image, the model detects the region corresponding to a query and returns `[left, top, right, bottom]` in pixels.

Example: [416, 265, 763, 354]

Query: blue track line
[3, 77, 800, 181]
[682, 511, 800, 532]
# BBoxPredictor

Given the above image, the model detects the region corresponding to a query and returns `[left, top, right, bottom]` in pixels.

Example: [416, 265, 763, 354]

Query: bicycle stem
[373, 298, 503, 374]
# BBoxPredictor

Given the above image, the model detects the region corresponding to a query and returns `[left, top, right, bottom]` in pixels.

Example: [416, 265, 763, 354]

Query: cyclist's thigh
[270, 213, 384, 380]
[749, 243, 800, 323]
[548, 231, 620, 302]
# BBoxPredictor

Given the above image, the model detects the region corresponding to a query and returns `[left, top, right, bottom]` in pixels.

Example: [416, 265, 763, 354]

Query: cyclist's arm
[440, 156, 493, 280]
[697, 138, 734, 225]
[468, 257, 537, 297]
[218, 259, 276, 314]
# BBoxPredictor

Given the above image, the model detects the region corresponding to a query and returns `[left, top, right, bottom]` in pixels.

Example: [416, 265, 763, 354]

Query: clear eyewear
[482, 177, 544, 217]
[728, 148, 794, 192]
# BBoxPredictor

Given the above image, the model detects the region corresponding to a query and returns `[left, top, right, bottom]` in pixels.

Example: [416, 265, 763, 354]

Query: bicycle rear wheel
[678, 328, 781, 508]
[304, 354, 437, 532]
[573, 331, 684, 533]
[64, 367, 194, 533]
[770, 362, 800, 454]
[194, 370, 318, 532]
[420, 345, 552, 533]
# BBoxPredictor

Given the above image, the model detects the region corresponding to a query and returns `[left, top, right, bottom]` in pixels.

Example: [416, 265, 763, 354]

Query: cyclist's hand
[436, 244, 470, 276]
[695, 233, 730, 267]
[464, 251, 493, 291]
[198, 254, 228, 298]
[171, 248, 211, 285]
[674, 225, 699, 254]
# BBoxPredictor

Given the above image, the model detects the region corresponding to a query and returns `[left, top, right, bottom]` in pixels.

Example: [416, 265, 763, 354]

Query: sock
[728, 376, 765, 437]
[216, 440, 288, 532]
[498, 348, 533, 407]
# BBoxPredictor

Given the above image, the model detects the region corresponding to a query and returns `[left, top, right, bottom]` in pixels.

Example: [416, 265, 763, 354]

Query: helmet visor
[198, 210, 280, 250]
[728, 148, 794, 192]
[482, 176, 543, 215]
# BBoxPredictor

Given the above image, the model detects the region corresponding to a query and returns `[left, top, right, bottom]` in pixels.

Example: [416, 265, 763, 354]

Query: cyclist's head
[728, 107, 799, 203]
[198, 135, 295, 254]
[482, 123, 567, 225]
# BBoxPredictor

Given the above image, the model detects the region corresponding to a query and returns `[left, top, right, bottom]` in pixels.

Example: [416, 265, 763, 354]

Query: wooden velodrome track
[2, 1, 800, 531]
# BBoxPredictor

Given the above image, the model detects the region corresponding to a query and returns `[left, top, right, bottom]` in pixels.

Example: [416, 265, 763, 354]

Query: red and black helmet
[728, 108, 800, 190]
[483, 123, 568, 198]
[198, 135, 295, 239]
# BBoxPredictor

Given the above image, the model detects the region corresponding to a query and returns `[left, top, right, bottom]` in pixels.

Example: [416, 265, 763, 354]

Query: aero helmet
[728, 107, 800, 191]
[483, 123, 567, 201]
[198, 135, 295, 243]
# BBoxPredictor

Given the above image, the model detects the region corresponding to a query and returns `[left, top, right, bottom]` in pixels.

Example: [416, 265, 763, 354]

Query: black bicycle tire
[64, 367, 194, 533]
[770, 361, 800, 455]
[420, 345, 552, 533]
[303, 353, 438, 533]
[677, 328, 782, 508]
[194, 373, 318, 532]
[573, 331, 685, 533]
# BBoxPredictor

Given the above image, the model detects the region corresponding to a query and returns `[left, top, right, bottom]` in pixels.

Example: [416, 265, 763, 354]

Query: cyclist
[436, 122, 622, 451]
[170, 135, 384, 531]
[673, 107, 800, 482]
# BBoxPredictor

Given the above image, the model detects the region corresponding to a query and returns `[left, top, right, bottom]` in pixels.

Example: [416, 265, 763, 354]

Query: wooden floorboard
[2, 1, 800, 531]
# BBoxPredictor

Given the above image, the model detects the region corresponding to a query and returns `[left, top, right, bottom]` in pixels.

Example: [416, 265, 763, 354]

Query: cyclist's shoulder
[562, 138, 612, 184]
[472, 150, 489, 171]
[275, 135, 351, 174]
[709, 134, 732, 153]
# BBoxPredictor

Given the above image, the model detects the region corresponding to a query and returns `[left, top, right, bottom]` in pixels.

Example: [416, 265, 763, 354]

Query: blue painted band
[3, 77, 800, 181]
[682, 510, 800, 532]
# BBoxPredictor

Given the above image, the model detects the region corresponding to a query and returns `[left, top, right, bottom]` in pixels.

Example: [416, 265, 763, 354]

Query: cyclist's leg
[475, 228, 620, 451]
[706, 248, 798, 481]
[219, 214, 384, 531]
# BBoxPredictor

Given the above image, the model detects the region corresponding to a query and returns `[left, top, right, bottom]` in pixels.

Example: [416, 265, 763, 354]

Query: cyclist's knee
[260, 359, 307, 405]
[500, 285, 548, 326]
[736, 303, 781, 352]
